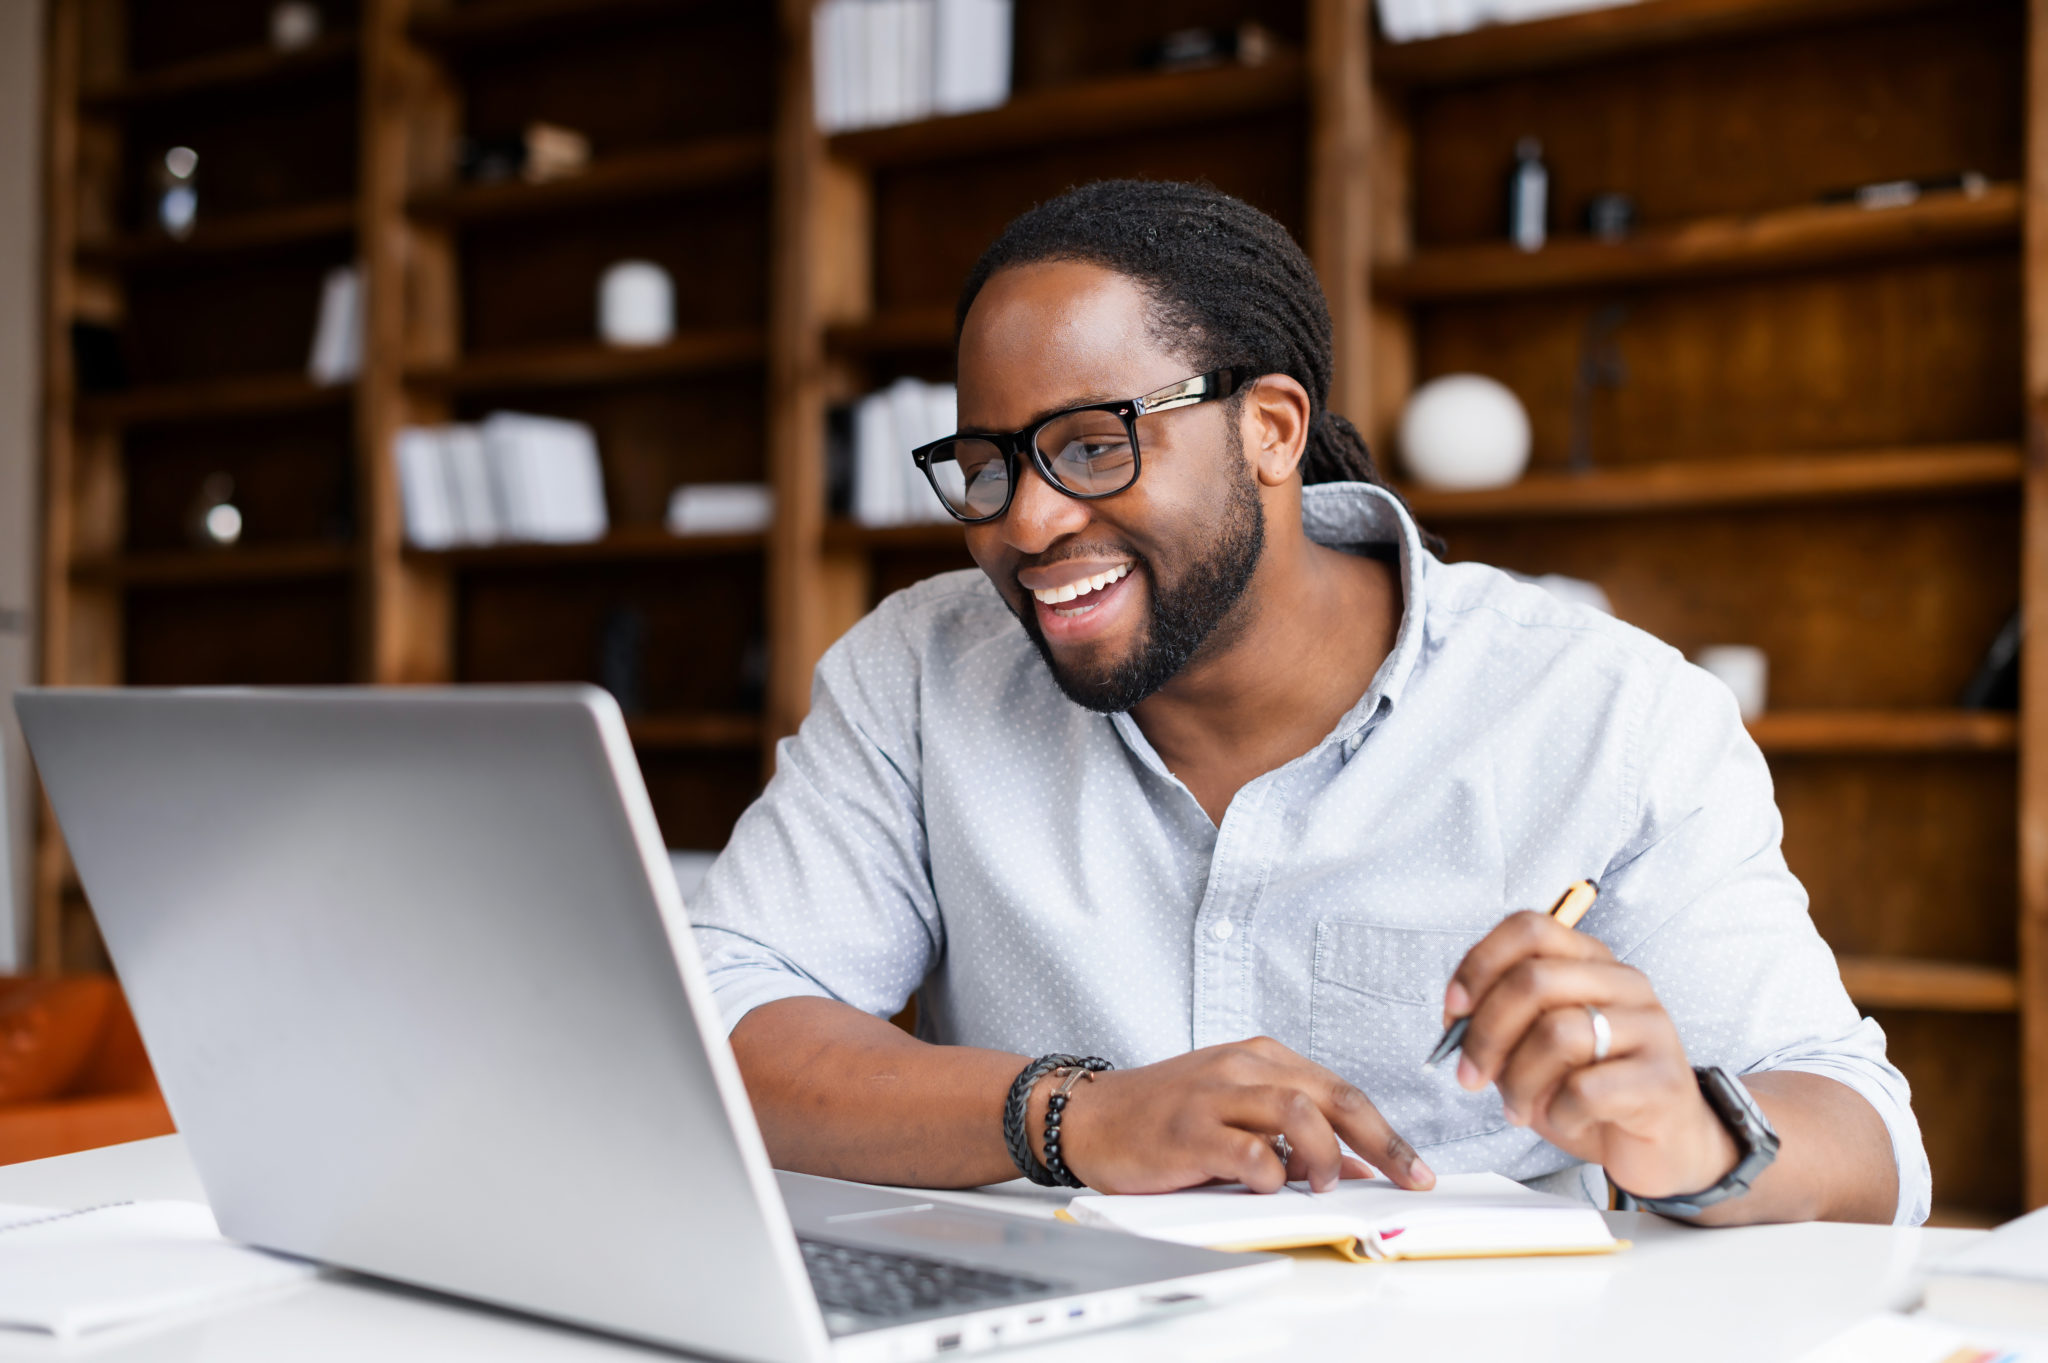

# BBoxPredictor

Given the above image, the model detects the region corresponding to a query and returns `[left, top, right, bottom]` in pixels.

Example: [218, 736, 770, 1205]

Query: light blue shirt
[690, 482, 1930, 1224]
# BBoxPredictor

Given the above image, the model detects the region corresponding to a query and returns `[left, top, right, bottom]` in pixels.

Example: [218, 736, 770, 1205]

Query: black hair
[956, 179, 1403, 502]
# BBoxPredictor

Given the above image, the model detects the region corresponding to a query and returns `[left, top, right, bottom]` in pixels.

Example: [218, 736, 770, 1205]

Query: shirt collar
[1107, 479, 1430, 768]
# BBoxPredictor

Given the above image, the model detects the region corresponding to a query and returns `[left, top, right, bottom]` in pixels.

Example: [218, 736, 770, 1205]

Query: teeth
[1032, 563, 1130, 605]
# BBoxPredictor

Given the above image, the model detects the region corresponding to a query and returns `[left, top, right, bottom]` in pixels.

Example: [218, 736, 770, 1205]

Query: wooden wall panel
[1777, 753, 2018, 965]
[124, 411, 356, 550]
[456, 558, 766, 714]
[457, 14, 777, 151]
[871, 112, 1307, 313]
[1877, 1010, 2023, 1217]
[641, 750, 766, 852]
[124, 247, 352, 383]
[1409, 5, 2022, 247]
[1012, 0, 1306, 92]
[1432, 496, 2021, 709]
[124, 583, 354, 684]
[1414, 254, 2023, 470]
[459, 190, 771, 350]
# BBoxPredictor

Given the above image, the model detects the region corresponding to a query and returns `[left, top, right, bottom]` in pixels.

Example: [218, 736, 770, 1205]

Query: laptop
[16, 686, 1286, 1362]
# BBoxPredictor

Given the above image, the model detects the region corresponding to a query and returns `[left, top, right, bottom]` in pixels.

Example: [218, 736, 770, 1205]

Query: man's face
[956, 260, 1266, 712]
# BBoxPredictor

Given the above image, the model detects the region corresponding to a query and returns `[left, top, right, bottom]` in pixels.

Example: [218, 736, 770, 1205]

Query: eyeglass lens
[924, 409, 1139, 520]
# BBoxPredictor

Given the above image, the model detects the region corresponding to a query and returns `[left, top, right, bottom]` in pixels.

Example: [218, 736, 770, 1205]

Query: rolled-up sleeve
[688, 595, 945, 1035]
[1599, 656, 1931, 1226]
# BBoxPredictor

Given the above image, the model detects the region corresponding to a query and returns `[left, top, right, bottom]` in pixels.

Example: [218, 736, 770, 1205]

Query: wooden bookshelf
[828, 57, 1307, 167]
[402, 331, 768, 395]
[78, 375, 353, 428]
[34, 0, 2048, 1222]
[79, 32, 359, 106]
[1839, 956, 2021, 1014]
[1376, 185, 2022, 300]
[410, 529, 766, 569]
[1401, 445, 2024, 520]
[406, 135, 774, 224]
[77, 202, 357, 271]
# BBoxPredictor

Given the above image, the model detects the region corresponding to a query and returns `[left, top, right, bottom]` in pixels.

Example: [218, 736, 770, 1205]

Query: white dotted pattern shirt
[690, 481, 1930, 1224]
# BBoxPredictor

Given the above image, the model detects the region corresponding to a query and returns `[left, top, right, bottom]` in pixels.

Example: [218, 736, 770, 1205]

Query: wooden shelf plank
[408, 0, 701, 51]
[407, 135, 772, 223]
[823, 520, 966, 553]
[1748, 710, 2018, 754]
[408, 527, 766, 569]
[1373, 0, 1957, 87]
[828, 57, 1306, 169]
[826, 307, 956, 358]
[1376, 184, 2020, 300]
[1400, 444, 2022, 520]
[1837, 956, 2019, 1013]
[79, 373, 353, 427]
[626, 712, 764, 751]
[404, 330, 767, 394]
[78, 199, 356, 267]
[81, 33, 359, 106]
[71, 543, 355, 587]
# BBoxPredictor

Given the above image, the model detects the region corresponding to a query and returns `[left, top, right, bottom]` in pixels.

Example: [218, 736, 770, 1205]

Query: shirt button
[1211, 919, 1235, 942]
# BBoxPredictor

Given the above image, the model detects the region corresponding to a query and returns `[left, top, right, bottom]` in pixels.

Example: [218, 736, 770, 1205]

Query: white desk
[0, 1137, 1982, 1363]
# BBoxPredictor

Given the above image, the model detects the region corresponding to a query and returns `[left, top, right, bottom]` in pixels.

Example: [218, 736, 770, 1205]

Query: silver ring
[1271, 1133, 1293, 1168]
[1586, 1004, 1612, 1063]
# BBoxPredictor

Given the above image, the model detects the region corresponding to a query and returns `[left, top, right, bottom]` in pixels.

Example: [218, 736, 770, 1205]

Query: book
[666, 483, 775, 536]
[394, 427, 458, 549]
[307, 265, 362, 386]
[1921, 1203, 2048, 1333]
[0, 1201, 313, 1339]
[1064, 1172, 1623, 1262]
[480, 412, 608, 544]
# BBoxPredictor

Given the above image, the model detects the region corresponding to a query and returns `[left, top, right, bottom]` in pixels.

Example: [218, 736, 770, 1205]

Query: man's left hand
[1444, 911, 1738, 1202]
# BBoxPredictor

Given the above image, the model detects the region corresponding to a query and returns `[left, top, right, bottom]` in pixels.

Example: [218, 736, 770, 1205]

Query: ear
[1238, 374, 1311, 488]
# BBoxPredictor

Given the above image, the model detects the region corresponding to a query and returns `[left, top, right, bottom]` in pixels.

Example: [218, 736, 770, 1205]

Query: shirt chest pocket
[1309, 920, 1507, 1149]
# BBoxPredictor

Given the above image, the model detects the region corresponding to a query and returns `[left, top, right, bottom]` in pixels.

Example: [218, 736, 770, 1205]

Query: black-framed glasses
[911, 368, 1247, 524]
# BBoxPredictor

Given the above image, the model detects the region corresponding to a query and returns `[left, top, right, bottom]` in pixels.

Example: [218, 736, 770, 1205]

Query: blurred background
[3, 0, 2037, 1225]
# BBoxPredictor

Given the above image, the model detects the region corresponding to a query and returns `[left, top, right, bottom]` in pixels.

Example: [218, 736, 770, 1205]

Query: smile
[1031, 563, 1132, 617]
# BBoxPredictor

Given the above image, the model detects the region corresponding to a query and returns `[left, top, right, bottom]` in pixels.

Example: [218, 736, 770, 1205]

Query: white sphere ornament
[598, 260, 675, 348]
[1398, 374, 1532, 490]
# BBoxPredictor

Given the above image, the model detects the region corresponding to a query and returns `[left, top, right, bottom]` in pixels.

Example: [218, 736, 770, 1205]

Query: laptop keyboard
[799, 1236, 1058, 1327]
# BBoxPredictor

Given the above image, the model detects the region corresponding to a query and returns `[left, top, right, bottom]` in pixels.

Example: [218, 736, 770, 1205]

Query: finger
[1456, 959, 1656, 1091]
[1207, 1125, 1289, 1194]
[1217, 1085, 1345, 1193]
[1339, 1154, 1378, 1180]
[1536, 1057, 1674, 1159]
[1496, 1004, 1656, 1128]
[1319, 1074, 1435, 1190]
[1444, 910, 1617, 1025]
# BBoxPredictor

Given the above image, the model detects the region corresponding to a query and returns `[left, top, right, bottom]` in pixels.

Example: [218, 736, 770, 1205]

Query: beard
[1017, 436, 1267, 714]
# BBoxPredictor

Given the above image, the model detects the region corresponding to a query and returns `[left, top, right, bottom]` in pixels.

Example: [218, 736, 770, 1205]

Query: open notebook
[1063, 1172, 1624, 1262]
[0, 1201, 314, 1338]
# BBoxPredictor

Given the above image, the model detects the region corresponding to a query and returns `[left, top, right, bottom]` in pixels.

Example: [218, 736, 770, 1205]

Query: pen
[1421, 879, 1600, 1071]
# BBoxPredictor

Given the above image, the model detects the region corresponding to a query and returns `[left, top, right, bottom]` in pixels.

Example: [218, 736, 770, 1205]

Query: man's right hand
[1041, 1036, 1435, 1195]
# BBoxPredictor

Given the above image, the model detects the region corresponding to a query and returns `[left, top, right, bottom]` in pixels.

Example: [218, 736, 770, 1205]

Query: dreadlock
[956, 179, 1405, 503]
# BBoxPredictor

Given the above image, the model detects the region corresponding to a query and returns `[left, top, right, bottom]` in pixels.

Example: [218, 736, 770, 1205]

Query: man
[693, 180, 1925, 1225]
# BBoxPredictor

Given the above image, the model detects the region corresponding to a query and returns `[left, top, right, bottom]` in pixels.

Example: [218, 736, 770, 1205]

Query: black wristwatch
[1613, 1066, 1780, 1218]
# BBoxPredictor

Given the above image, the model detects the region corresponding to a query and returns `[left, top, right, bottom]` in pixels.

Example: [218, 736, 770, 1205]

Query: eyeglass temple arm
[1132, 369, 1240, 416]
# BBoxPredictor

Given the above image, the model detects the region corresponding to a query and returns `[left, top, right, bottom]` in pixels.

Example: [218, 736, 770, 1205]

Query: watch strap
[1612, 1067, 1780, 1218]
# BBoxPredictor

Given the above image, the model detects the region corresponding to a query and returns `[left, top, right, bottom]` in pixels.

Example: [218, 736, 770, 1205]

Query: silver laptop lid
[17, 686, 830, 1363]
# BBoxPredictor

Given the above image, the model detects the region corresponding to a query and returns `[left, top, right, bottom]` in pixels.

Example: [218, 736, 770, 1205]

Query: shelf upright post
[359, 0, 456, 684]
[766, 0, 874, 756]
[1306, 0, 1374, 430]
[2021, 0, 2048, 1208]
[34, 0, 123, 972]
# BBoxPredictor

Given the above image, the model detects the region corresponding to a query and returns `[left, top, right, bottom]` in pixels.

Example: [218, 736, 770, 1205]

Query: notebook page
[1068, 1173, 1617, 1259]
[0, 1200, 314, 1338]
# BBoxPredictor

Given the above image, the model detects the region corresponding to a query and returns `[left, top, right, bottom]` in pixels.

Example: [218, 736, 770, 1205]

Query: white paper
[0, 1202, 313, 1339]
[1068, 1172, 1616, 1260]
[307, 265, 362, 386]
[394, 427, 457, 550]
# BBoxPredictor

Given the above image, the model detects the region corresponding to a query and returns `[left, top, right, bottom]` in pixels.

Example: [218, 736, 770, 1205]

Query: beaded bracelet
[1002, 1053, 1113, 1187]
[1041, 1060, 1111, 1189]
